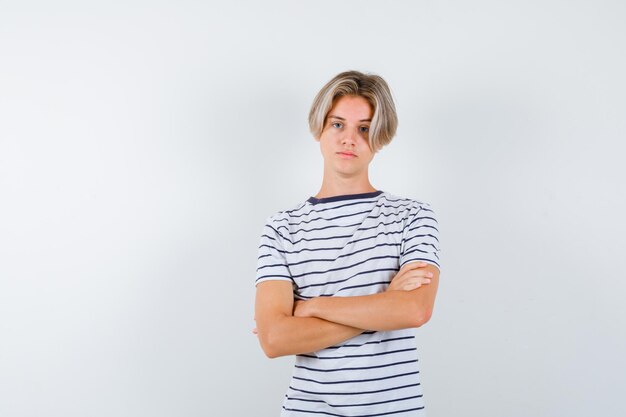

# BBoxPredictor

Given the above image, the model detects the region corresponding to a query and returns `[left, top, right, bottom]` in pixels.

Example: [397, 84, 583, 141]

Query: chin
[335, 167, 363, 177]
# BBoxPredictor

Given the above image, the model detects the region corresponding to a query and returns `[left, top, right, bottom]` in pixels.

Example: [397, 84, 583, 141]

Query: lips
[337, 151, 356, 158]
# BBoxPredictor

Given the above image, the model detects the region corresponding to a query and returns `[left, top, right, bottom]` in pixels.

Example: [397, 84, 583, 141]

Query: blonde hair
[308, 70, 398, 152]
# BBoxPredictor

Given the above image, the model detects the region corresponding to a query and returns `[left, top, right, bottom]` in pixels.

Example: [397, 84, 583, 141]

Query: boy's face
[316, 95, 375, 179]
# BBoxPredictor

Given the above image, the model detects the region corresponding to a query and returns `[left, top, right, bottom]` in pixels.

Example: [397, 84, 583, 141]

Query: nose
[341, 128, 357, 147]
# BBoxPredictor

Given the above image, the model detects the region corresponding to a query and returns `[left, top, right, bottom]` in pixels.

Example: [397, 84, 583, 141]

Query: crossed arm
[254, 262, 440, 358]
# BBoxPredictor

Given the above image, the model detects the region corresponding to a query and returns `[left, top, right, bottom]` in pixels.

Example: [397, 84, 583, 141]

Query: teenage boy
[255, 70, 441, 416]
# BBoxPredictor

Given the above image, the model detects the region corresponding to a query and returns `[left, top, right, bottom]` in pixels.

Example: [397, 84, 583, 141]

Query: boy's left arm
[294, 262, 440, 331]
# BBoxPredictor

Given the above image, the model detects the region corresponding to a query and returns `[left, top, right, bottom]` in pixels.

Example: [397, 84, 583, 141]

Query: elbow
[258, 329, 286, 359]
[261, 347, 281, 359]
[262, 345, 282, 359]
[411, 307, 433, 328]
[258, 337, 276, 358]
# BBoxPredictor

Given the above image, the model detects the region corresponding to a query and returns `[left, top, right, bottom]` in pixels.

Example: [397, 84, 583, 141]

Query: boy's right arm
[254, 280, 363, 358]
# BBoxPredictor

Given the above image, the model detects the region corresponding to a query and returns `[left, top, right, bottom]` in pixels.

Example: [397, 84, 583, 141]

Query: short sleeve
[399, 203, 441, 270]
[255, 218, 294, 286]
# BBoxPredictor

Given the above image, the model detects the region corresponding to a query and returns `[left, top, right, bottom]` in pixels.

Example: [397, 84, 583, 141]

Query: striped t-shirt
[255, 190, 441, 417]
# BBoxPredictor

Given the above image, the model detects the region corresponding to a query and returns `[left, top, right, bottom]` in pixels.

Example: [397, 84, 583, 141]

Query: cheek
[319, 138, 333, 154]
[359, 139, 373, 153]
[362, 144, 375, 160]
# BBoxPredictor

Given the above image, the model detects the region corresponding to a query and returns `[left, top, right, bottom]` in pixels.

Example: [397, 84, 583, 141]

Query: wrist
[304, 297, 321, 318]
[293, 298, 317, 318]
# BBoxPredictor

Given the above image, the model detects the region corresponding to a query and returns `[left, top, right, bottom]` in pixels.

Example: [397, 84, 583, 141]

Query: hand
[387, 262, 433, 292]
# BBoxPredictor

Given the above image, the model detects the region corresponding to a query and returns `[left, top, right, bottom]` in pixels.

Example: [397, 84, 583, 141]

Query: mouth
[337, 151, 356, 158]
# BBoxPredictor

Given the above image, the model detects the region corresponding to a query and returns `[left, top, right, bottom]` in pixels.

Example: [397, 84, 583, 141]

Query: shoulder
[261, 198, 311, 242]
[264, 198, 309, 226]
[379, 191, 436, 217]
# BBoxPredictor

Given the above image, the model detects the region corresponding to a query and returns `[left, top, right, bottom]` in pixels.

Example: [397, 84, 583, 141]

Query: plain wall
[1, 1, 625, 416]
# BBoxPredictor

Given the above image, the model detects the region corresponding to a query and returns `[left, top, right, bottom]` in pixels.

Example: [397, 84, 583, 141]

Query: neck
[315, 171, 376, 199]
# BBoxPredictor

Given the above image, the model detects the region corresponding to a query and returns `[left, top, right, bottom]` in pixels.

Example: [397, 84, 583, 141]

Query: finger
[402, 277, 431, 291]
[403, 283, 420, 291]
[394, 271, 432, 287]
[403, 278, 429, 290]
[389, 268, 432, 291]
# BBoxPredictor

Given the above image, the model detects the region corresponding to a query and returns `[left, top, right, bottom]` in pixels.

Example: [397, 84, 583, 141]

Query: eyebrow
[328, 115, 372, 122]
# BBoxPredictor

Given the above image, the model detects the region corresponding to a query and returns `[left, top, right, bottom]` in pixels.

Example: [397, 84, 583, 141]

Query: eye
[332, 122, 343, 129]
[359, 126, 370, 133]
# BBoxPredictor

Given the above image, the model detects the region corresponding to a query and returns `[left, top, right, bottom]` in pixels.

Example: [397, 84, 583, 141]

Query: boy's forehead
[328, 96, 373, 120]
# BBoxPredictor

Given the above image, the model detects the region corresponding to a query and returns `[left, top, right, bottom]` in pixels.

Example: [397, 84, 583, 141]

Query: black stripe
[326, 336, 414, 350]
[285, 394, 423, 408]
[402, 247, 429, 256]
[295, 359, 418, 373]
[259, 233, 279, 242]
[298, 347, 416, 360]
[403, 242, 439, 252]
[288, 382, 421, 396]
[278, 210, 412, 236]
[407, 223, 439, 233]
[293, 370, 420, 385]
[286, 194, 410, 218]
[403, 247, 440, 260]
[279, 201, 308, 216]
[259, 230, 405, 256]
[266, 224, 293, 244]
[282, 405, 425, 416]
[277, 194, 420, 219]
[298, 268, 396, 292]
[255, 274, 293, 283]
[287, 208, 376, 226]
[407, 215, 437, 228]
[353, 219, 405, 234]
[299, 280, 392, 299]
[404, 233, 439, 244]
[400, 258, 440, 269]
[278, 220, 363, 236]
[345, 230, 403, 249]
[257, 262, 289, 271]
[307, 190, 383, 205]
[260, 243, 340, 255]
[292, 255, 399, 280]
[288, 219, 406, 246]
[293, 232, 356, 245]
[286, 243, 401, 268]
[284, 201, 417, 227]
[334, 281, 390, 295]
[286, 198, 387, 218]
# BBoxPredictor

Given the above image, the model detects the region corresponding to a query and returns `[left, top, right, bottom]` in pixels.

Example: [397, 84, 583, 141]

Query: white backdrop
[1, 1, 625, 416]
